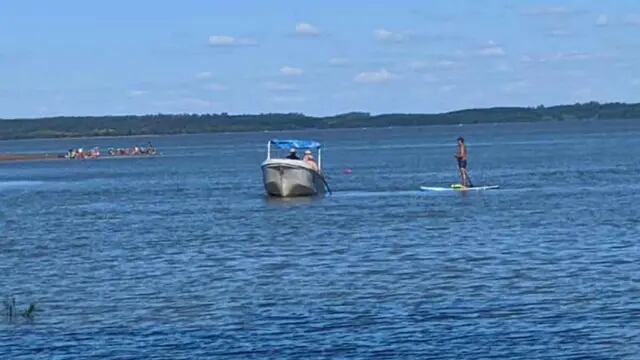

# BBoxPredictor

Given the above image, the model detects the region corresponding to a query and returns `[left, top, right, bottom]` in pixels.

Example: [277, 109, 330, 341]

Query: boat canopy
[270, 139, 321, 150]
[265, 138, 324, 170]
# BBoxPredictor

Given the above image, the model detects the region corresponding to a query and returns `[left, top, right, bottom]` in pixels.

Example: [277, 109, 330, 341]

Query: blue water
[1, 120, 639, 359]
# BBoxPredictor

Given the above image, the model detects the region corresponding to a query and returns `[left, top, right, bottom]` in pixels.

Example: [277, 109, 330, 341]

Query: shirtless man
[455, 137, 473, 187]
[303, 150, 319, 172]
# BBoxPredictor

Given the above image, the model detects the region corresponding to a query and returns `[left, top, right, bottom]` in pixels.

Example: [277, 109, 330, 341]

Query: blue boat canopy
[270, 139, 322, 150]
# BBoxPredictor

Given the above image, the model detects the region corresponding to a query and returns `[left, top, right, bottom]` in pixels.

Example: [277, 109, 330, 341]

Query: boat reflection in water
[263, 194, 320, 207]
[261, 139, 330, 197]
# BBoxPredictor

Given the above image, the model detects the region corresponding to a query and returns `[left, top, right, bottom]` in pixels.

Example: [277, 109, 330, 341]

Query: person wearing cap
[286, 148, 300, 160]
[303, 150, 319, 172]
[455, 137, 473, 187]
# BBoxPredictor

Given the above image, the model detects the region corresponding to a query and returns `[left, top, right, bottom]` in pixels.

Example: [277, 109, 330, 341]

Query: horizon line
[1, 100, 635, 121]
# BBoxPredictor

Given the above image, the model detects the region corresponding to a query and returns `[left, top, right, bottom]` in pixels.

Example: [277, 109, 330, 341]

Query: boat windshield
[270, 139, 321, 150]
[266, 139, 323, 170]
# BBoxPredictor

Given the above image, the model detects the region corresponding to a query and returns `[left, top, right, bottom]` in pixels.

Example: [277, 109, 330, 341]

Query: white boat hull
[261, 159, 326, 197]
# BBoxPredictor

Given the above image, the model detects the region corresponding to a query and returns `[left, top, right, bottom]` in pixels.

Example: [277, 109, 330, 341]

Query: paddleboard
[420, 184, 500, 192]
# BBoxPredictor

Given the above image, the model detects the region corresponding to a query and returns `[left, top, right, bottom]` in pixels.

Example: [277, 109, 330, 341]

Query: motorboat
[261, 139, 329, 197]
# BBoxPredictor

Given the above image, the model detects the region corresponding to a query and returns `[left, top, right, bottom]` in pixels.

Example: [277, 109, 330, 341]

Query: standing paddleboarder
[455, 137, 473, 188]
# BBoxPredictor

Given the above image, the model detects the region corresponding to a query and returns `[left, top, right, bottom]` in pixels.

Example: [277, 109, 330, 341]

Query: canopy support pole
[267, 141, 272, 160]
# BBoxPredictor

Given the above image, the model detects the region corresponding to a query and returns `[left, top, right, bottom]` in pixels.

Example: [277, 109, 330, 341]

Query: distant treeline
[1, 101, 639, 140]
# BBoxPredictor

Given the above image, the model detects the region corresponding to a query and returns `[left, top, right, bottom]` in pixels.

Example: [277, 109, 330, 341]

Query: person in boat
[303, 150, 319, 172]
[455, 137, 473, 187]
[286, 148, 300, 160]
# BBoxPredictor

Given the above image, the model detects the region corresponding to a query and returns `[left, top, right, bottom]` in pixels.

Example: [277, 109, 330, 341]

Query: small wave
[334, 190, 421, 198]
[0, 180, 46, 190]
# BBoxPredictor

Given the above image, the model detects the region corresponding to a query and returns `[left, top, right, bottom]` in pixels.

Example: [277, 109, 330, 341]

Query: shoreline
[0, 102, 638, 141]
[0, 153, 65, 163]
[0, 153, 159, 163]
[0, 117, 634, 143]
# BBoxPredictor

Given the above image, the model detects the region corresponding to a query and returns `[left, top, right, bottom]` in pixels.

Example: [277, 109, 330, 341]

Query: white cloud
[196, 71, 213, 79]
[523, 7, 574, 16]
[542, 51, 609, 62]
[435, 60, 457, 69]
[280, 66, 304, 76]
[328, 57, 350, 66]
[477, 41, 505, 56]
[354, 69, 396, 84]
[265, 82, 297, 92]
[270, 96, 306, 103]
[205, 83, 227, 91]
[439, 84, 456, 93]
[128, 90, 148, 97]
[624, 14, 640, 26]
[478, 46, 505, 56]
[208, 35, 235, 46]
[523, 51, 613, 63]
[547, 29, 571, 37]
[295, 22, 320, 36]
[374, 29, 405, 42]
[208, 35, 256, 47]
[595, 14, 608, 27]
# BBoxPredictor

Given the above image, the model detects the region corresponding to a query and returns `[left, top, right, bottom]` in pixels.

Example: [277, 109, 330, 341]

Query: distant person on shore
[286, 148, 300, 160]
[145, 142, 156, 154]
[455, 137, 473, 187]
[303, 150, 319, 172]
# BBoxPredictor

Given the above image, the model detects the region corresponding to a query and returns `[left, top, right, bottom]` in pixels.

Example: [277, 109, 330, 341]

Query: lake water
[1, 120, 639, 359]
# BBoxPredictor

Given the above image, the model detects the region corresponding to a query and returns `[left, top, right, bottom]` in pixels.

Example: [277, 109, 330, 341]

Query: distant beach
[0, 153, 63, 162]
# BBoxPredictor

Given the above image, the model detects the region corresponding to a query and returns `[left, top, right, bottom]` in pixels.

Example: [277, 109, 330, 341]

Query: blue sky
[1, 0, 639, 118]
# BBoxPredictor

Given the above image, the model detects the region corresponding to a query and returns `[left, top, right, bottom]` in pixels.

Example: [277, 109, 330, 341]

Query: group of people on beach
[285, 148, 319, 172]
[65, 143, 156, 160]
[65, 147, 101, 159]
[107, 143, 156, 156]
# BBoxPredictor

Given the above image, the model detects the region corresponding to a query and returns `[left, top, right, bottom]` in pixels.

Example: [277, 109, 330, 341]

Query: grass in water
[3, 296, 38, 323]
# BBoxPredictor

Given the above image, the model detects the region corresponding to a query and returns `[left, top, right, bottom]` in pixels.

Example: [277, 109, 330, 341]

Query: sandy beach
[0, 153, 64, 162]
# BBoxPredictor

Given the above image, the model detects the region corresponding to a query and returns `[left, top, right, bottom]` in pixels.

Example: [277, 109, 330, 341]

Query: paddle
[321, 175, 332, 195]
[454, 156, 473, 188]
[466, 171, 474, 188]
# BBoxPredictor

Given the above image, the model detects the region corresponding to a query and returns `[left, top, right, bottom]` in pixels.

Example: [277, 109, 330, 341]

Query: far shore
[0, 101, 638, 141]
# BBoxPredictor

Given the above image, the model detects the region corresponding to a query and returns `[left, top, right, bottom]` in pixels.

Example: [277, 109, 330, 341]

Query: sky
[1, 0, 639, 118]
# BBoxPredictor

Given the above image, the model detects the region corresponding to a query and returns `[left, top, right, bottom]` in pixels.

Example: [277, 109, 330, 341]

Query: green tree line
[0, 101, 638, 140]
